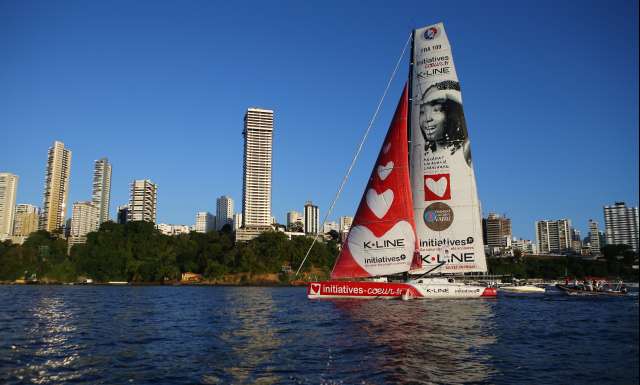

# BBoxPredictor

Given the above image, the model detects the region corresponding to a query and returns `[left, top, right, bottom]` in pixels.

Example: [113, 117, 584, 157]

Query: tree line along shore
[0, 221, 637, 284]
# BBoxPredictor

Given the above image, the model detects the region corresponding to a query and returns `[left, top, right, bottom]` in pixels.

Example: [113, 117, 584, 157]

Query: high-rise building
[604, 202, 639, 252]
[485, 213, 512, 249]
[12, 204, 39, 237]
[339, 216, 353, 233]
[92, 158, 112, 225]
[232, 213, 242, 231]
[241, 108, 273, 229]
[304, 201, 319, 234]
[128, 180, 157, 223]
[216, 196, 234, 230]
[117, 205, 129, 224]
[588, 219, 601, 255]
[0, 173, 19, 239]
[40, 141, 72, 233]
[535, 219, 572, 254]
[287, 210, 304, 231]
[195, 212, 215, 233]
[68, 201, 99, 248]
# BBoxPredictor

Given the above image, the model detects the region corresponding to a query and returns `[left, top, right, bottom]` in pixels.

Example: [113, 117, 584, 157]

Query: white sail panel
[409, 23, 487, 274]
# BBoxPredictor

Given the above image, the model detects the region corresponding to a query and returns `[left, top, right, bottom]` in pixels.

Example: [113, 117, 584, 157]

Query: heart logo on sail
[347, 221, 415, 277]
[377, 161, 393, 181]
[310, 284, 320, 294]
[426, 176, 448, 198]
[366, 188, 394, 219]
[383, 142, 391, 154]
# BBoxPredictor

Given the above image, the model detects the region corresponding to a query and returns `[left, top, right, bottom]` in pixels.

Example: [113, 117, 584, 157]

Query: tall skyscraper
[604, 202, 639, 252]
[241, 108, 273, 229]
[485, 213, 512, 249]
[304, 201, 319, 234]
[128, 180, 157, 223]
[195, 212, 215, 233]
[12, 204, 39, 238]
[0, 173, 19, 239]
[535, 219, 572, 254]
[588, 219, 601, 254]
[68, 201, 99, 248]
[216, 196, 234, 230]
[92, 158, 112, 225]
[40, 141, 72, 233]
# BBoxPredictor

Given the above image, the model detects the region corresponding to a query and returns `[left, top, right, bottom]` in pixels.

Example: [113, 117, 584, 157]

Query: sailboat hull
[307, 281, 496, 299]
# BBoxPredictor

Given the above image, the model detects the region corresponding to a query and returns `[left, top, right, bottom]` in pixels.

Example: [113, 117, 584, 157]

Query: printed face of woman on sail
[419, 100, 446, 141]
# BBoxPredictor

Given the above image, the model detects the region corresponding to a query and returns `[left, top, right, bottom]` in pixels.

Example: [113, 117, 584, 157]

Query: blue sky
[1, 0, 638, 240]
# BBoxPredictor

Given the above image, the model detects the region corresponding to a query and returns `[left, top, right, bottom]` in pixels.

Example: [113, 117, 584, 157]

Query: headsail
[409, 23, 487, 274]
[331, 85, 420, 279]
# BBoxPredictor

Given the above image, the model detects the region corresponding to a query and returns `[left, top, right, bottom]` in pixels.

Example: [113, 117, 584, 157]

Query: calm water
[0, 286, 637, 385]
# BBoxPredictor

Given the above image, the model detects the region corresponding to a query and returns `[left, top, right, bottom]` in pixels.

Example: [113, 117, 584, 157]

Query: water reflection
[211, 287, 283, 384]
[331, 299, 497, 384]
[15, 290, 81, 384]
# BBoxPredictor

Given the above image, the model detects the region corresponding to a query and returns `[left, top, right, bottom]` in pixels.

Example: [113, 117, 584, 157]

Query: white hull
[499, 285, 546, 294]
[407, 277, 496, 299]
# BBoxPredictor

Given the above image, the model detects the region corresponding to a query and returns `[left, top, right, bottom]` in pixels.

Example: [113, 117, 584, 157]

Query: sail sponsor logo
[364, 254, 407, 265]
[423, 202, 454, 231]
[422, 252, 475, 264]
[421, 237, 474, 247]
[363, 238, 405, 249]
[348, 221, 415, 276]
[424, 174, 451, 201]
[318, 283, 407, 297]
[423, 27, 438, 40]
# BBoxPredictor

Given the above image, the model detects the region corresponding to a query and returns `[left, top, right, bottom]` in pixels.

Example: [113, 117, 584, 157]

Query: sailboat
[307, 22, 496, 299]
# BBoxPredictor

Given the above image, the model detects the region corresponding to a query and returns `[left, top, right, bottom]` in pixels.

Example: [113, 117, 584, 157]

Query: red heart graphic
[311, 284, 321, 294]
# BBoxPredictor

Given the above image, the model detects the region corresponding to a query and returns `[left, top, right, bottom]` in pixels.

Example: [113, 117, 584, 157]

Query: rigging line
[295, 32, 412, 277]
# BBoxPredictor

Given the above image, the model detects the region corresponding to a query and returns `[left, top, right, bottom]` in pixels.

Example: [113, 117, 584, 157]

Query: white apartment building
[128, 180, 157, 223]
[535, 219, 572, 254]
[156, 223, 191, 236]
[40, 141, 72, 233]
[0, 173, 18, 240]
[232, 213, 242, 231]
[195, 212, 215, 233]
[216, 195, 234, 230]
[604, 202, 639, 252]
[323, 221, 339, 234]
[511, 237, 536, 255]
[241, 108, 273, 229]
[92, 158, 112, 224]
[304, 201, 319, 234]
[68, 201, 99, 249]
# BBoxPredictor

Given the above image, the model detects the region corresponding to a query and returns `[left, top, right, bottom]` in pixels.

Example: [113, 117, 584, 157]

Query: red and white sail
[409, 23, 487, 274]
[331, 85, 420, 279]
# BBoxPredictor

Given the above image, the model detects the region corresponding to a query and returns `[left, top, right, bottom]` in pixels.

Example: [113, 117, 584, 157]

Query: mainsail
[409, 23, 487, 274]
[331, 85, 420, 279]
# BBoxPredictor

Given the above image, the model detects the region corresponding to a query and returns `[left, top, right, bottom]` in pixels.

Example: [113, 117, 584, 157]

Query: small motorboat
[556, 281, 628, 296]
[499, 285, 546, 294]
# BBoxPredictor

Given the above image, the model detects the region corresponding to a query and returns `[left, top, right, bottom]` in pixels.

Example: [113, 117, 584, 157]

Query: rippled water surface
[0, 286, 637, 384]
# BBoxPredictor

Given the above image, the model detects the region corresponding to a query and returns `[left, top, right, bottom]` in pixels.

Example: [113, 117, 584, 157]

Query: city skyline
[1, 1, 638, 241]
